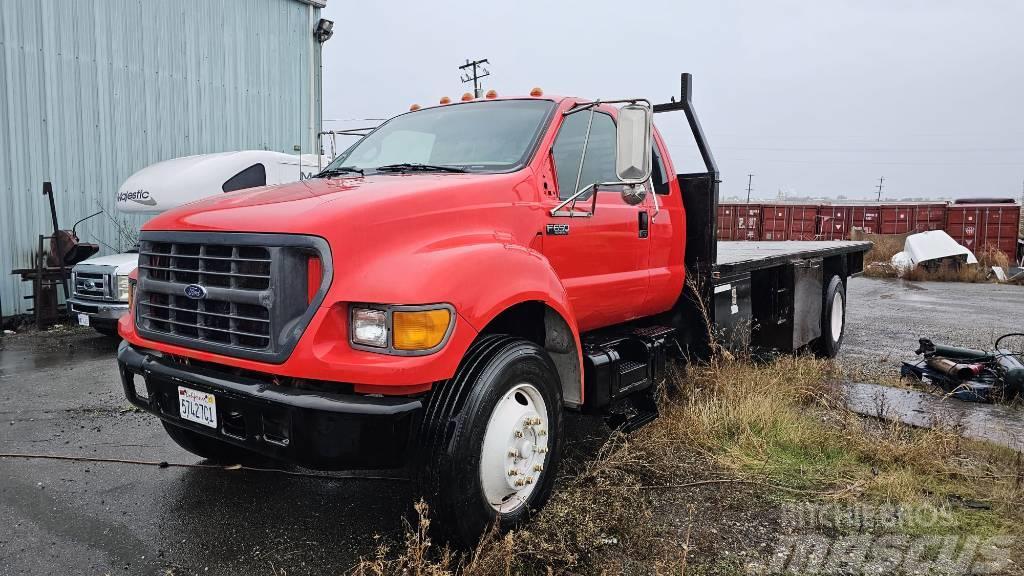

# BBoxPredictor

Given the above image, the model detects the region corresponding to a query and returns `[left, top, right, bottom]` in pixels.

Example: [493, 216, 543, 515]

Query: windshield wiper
[375, 163, 467, 173]
[317, 165, 364, 177]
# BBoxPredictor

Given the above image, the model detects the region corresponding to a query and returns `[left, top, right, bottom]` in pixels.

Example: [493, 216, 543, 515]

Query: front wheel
[417, 335, 563, 546]
[813, 275, 846, 358]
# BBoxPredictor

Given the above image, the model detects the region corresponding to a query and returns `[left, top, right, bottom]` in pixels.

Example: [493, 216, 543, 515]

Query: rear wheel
[813, 275, 846, 358]
[417, 335, 563, 546]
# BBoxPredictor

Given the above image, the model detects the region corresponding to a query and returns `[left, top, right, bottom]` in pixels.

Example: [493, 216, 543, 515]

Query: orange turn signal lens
[392, 309, 451, 351]
[410, 103, 421, 111]
[530, 87, 543, 97]
[461, 92, 474, 101]
[485, 89, 498, 99]
[439, 96, 451, 104]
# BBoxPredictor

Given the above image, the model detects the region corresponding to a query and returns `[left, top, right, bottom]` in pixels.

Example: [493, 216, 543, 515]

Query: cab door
[540, 108, 650, 333]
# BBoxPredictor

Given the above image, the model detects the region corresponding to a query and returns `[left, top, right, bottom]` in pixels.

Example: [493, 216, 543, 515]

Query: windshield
[321, 99, 555, 174]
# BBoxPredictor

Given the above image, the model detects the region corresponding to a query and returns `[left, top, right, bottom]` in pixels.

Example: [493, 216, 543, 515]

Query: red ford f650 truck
[117, 74, 869, 544]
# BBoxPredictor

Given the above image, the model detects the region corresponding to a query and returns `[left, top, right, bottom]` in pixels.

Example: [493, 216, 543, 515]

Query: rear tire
[416, 335, 563, 547]
[813, 275, 846, 358]
[161, 421, 274, 465]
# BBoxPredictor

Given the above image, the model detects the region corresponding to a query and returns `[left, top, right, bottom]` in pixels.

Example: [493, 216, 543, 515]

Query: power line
[459, 58, 490, 98]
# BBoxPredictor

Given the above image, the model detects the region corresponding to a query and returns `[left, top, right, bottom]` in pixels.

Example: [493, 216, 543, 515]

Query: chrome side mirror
[615, 104, 653, 183]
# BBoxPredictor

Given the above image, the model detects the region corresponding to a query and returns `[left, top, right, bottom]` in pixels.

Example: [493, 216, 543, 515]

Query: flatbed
[715, 240, 871, 275]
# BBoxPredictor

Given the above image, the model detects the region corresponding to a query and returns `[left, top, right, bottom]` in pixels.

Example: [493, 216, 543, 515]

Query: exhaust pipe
[926, 357, 983, 380]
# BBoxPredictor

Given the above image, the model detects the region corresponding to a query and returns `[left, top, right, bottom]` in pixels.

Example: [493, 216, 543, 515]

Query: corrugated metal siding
[0, 0, 319, 316]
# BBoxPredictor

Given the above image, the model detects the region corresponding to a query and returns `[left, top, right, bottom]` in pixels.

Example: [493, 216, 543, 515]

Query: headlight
[350, 305, 453, 353]
[117, 275, 130, 301]
[351, 308, 388, 348]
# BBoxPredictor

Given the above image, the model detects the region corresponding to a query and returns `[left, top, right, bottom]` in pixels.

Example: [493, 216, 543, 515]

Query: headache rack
[134, 231, 331, 363]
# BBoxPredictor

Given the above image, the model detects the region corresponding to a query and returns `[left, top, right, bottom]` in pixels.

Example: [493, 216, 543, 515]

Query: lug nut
[533, 464, 544, 472]
[537, 428, 547, 436]
[514, 478, 527, 487]
[537, 446, 548, 454]
[508, 468, 519, 477]
[508, 449, 520, 458]
[525, 476, 534, 485]
[514, 430, 524, 438]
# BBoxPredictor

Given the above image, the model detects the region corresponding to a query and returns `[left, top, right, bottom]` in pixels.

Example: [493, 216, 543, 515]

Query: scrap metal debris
[900, 335, 1024, 402]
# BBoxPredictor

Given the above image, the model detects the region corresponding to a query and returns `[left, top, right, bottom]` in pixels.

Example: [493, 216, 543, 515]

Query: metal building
[0, 0, 326, 317]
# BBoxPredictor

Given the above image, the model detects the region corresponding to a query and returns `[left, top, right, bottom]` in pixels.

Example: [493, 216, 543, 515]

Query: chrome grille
[73, 271, 109, 299]
[134, 232, 330, 363]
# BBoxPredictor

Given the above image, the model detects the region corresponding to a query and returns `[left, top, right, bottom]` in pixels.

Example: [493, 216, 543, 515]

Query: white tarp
[891, 230, 978, 272]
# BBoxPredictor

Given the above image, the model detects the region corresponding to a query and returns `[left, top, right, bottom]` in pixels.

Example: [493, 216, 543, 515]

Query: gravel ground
[841, 276, 1024, 381]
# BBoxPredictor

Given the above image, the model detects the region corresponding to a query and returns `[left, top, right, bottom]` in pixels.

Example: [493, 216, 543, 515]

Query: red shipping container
[788, 204, 819, 241]
[760, 204, 791, 241]
[717, 205, 734, 241]
[912, 203, 947, 232]
[728, 204, 762, 241]
[880, 204, 917, 235]
[817, 205, 852, 240]
[945, 204, 1021, 257]
[849, 205, 881, 236]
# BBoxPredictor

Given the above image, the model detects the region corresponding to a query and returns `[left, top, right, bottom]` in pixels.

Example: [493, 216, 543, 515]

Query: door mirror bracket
[550, 99, 654, 217]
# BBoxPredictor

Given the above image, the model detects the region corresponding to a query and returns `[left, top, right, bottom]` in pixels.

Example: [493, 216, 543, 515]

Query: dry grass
[350, 357, 1024, 575]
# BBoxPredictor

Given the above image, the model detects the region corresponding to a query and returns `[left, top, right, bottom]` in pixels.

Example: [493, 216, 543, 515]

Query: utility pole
[746, 174, 754, 203]
[876, 176, 885, 201]
[459, 58, 490, 98]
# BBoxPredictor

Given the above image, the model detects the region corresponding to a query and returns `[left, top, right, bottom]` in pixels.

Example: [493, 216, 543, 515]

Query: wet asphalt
[0, 276, 1021, 575]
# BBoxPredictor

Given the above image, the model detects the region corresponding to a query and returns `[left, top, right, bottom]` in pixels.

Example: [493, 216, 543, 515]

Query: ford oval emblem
[183, 284, 207, 300]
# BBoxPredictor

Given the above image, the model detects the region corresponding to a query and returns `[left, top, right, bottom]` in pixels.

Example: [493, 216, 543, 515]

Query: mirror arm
[650, 180, 660, 222]
[550, 182, 599, 217]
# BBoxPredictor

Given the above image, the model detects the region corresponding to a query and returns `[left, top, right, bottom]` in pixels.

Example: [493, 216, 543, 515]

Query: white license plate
[77, 313, 90, 327]
[178, 386, 218, 429]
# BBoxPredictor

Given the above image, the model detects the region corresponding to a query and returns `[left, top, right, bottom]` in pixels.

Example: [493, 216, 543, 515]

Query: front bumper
[68, 297, 128, 322]
[117, 342, 423, 470]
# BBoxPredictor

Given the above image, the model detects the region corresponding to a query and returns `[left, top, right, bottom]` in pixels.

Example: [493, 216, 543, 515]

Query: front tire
[417, 335, 563, 546]
[813, 275, 846, 358]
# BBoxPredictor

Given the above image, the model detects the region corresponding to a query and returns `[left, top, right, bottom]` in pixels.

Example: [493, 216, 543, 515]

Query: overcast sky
[320, 1, 1023, 201]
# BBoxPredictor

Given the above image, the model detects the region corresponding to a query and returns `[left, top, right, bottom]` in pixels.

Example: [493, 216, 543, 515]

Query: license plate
[77, 313, 90, 327]
[178, 386, 218, 429]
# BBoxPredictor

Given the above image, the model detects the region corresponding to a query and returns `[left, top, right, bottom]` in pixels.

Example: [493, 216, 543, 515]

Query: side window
[652, 146, 670, 195]
[551, 111, 617, 200]
[222, 163, 267, 192]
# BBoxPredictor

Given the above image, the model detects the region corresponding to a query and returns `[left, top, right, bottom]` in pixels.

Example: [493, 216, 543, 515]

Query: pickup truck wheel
[417, 335, 563, 547]
[813, 275, 846, 358]
[161, 421, 274, 465]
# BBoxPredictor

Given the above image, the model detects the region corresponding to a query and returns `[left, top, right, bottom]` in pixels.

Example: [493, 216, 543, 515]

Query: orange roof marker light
[439, 96, 451, 105]
[461, 92, 474, 101]
[530, 87, 544, 97]
[409, 104, 421, 111]
[485, 89, 498, 99]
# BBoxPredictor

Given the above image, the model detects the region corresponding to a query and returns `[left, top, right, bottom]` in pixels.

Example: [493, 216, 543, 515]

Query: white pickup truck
[69, 151, 322, 336]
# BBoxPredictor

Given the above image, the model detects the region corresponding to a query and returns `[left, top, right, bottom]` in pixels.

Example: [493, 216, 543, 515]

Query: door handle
[638, 211, 649, 239]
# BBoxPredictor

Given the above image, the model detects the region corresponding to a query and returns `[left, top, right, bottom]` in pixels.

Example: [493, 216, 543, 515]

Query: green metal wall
[0, 0, 322, 317]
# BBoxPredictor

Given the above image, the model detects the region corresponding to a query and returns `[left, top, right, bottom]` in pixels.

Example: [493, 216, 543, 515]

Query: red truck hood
[142, 173, 513, 234]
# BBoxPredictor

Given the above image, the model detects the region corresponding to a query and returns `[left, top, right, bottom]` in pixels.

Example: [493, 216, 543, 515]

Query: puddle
[843, 382, 1024, 452]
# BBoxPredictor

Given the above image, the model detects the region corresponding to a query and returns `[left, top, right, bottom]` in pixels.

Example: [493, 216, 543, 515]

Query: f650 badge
[546, 224, 570, 236]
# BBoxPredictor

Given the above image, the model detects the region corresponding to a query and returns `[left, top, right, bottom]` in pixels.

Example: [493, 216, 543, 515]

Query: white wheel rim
[830, 291, 844, 343]
[479, 382, 549, 514]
